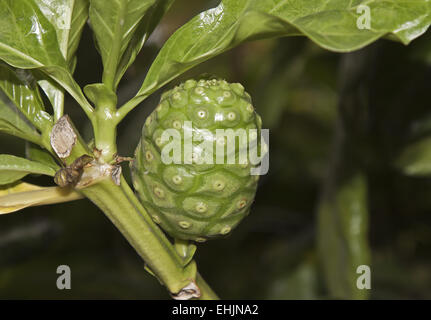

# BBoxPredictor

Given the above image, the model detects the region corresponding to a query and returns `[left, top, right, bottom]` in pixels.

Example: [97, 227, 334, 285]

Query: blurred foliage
[0, 0, 431, 299]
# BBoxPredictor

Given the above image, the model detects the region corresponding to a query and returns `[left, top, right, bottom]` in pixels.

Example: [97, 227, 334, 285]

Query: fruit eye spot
[213, 180, 225, 191]
[153, 187, 165, 198]
[223, 91, 232, 98]
[237, 199, 247, 209]
[179, 221, 191, 229]
[172, 175, 182, 185]
[172, 120, 182, 129]
[195, 202, 208, 213]
[197, 110, 207, 118]
[145, 151, 154, 161]
[227, 112, 236, 121]
[173, 92, 182, 100]
[220, 226, 231, 235]
[246, 104, 254, 112]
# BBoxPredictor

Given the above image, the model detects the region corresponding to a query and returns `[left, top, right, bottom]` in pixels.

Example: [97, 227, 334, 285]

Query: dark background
[1, 0, 431, 299]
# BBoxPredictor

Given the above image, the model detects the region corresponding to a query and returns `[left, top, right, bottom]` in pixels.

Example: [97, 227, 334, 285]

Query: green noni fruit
[131, 78, 265, 242]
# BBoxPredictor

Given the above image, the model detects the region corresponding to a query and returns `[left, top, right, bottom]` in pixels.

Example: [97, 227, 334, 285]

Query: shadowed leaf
[0, 154, 56, 185]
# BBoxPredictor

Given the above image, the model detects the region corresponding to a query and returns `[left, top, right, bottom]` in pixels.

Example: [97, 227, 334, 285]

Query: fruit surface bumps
[131, 79, 263, 242]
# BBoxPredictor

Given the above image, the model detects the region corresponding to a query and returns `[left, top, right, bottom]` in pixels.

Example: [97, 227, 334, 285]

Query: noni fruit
[131, 78, 265, 242]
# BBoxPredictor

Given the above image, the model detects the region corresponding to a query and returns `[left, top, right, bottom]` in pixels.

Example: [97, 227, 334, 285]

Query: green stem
[92, 106, 118, 162]
[94, 120, 117, 161]
[80, 176, 218, 299]
[115, 94, 148, 124]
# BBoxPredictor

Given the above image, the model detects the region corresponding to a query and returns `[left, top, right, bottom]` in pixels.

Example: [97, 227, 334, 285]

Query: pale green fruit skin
[131, 79, 263, 242]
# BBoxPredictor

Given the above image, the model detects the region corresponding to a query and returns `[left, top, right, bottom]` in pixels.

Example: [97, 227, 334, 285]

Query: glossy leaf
[0, 181, 82, 214]
[0, 0, 93, 117]
[0, 0, 65, 68]
[34, 0, 89, 119]
[114, 0, 175, 88]
[0, 154, 56, 185]
[0, 93, 41, 144]
[88, 0, 157, 89]
[135, 0, 431, 99]
[0, 63, 52, 131]
[26, 142, 60, 170]
[35, 0, 89, 64]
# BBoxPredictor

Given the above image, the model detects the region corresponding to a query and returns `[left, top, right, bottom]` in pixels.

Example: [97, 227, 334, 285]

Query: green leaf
[396, 136, 431, 176]
[0, 154, 57, 185]
[35, 0, 89, 66]
[33, 0, 89, 119]
[317, 172, 370, 299]
[0, 0, 93, 118]
[0, 0, 65, 68]
[114, 0, 175, 88]
[135, 0, 431, 99]
[0, 92, 41, 144]
[26, 142, 60, 170]
[0, 63, 53, 131]
[88, 0, 158, 89]
[35, 71, 65, 121]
